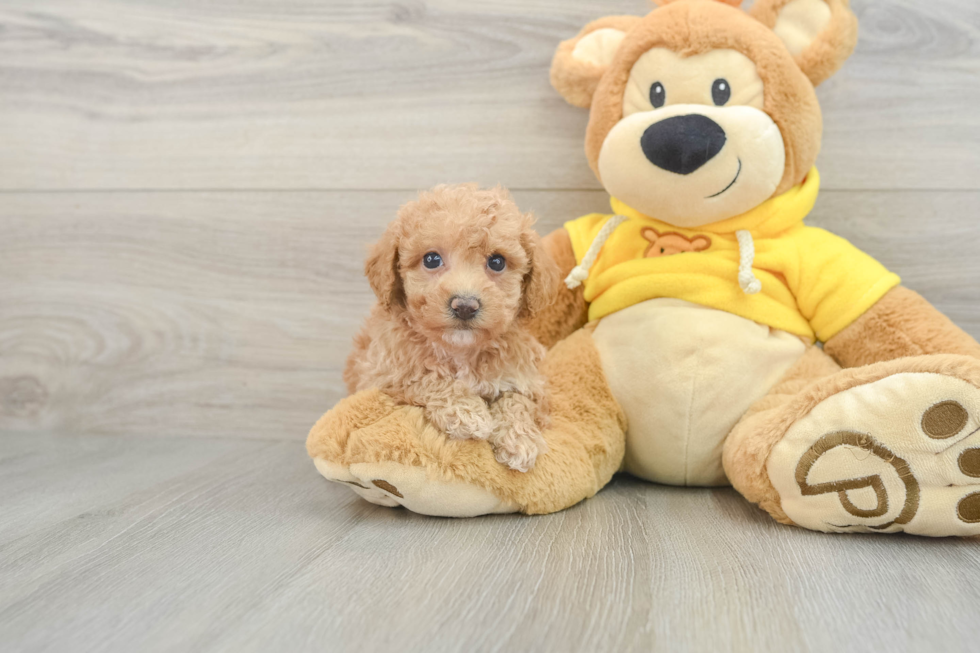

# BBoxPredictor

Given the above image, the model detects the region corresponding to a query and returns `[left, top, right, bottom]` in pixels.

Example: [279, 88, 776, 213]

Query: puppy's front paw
[427, 402, 494, 441]
[492, 424, 547, 473]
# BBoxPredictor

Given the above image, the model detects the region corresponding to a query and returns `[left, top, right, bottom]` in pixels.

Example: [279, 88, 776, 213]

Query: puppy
[344, 184, 560, 472]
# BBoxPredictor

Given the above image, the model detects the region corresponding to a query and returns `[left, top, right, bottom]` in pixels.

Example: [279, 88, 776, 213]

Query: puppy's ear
[550, 16, 640, 108]
[365, 222, 405, 312]
[751, 0, 858, 86]
[519, 222, 561, 319]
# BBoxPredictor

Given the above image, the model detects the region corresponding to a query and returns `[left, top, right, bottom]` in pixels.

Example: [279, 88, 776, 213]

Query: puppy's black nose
[450, 296, 480, 321]
[640, 114, 727, 175]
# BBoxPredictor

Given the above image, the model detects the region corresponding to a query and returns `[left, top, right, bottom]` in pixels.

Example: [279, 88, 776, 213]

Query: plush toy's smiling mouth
[706, 158, 742, 199]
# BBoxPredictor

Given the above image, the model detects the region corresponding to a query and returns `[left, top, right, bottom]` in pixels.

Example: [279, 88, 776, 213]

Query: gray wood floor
[1, 0, 979, 651]
[3, 432, 980, 653]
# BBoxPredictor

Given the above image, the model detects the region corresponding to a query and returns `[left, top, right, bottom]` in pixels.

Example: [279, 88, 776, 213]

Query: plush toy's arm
[824, 286, 980, 368]
[526, 228, 589, 349]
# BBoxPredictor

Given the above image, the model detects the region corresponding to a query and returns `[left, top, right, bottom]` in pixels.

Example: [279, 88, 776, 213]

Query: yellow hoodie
[564, 168, 900, 343]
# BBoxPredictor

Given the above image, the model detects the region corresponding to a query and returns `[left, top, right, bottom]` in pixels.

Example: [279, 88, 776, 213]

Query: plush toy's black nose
[449, 296, 480, 321]
[640, 114, 727, 175]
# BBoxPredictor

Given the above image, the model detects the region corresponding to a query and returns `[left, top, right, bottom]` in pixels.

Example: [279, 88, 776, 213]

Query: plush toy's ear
[365, 222, 405, 312]
[519, 224, 561, 319]
[550, 16, 640, 108]
[750, 0, 858, 86]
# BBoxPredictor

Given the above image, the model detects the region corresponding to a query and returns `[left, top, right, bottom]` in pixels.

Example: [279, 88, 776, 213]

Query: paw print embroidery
[641, 227, 711, 258]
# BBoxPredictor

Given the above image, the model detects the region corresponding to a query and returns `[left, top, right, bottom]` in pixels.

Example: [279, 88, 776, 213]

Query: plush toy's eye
[422, 252, 443, 269]
[649, 82, 666, 109]
[712, 79, 731, 106]
[487, 254, 506, 272]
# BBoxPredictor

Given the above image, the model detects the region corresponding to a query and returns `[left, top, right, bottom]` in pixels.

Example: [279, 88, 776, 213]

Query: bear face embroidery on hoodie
[641, 227, 712, 258]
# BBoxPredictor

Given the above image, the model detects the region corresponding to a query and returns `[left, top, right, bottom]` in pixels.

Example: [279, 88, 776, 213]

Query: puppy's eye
[487, 254, 506, 272]
[422, 252, 443, 269]
[712, 79, 731, 106]
[649, 82, 666, 109]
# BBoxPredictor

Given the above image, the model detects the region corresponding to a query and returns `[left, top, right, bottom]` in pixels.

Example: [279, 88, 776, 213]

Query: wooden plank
[0, 432, 978, 652]
[0, 433, 362, 650]
[1, 189, 977, 441]
[0, 432, 273, 544]
[0, 0, 976, 191]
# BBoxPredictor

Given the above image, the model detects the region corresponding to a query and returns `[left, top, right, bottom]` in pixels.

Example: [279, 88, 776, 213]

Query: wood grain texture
[0, 432, 978, 653]
[2, 189, 978, 440]
[0, 0, 977, 191]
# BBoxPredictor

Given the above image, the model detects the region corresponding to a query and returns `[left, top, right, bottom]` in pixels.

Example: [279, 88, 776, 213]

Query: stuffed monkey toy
[308, 0, 980, 536]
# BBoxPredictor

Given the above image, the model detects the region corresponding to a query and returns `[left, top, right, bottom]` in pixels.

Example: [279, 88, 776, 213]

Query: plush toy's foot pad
[313, 458, 519, 518]
[768, 369, 980, 536]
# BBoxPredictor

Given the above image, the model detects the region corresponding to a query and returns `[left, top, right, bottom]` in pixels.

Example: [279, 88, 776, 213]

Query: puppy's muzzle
[640, 114, 727, 175]
[449, 296, 481, 321]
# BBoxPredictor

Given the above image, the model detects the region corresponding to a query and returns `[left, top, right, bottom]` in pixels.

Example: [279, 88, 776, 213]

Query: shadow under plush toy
[309, 0, 980, 535]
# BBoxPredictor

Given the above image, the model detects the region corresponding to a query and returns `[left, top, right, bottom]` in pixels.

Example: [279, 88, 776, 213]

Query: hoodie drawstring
[565, 216, 762, 295]
[735, 230, 762, 294]
[564, 215, 629, 290]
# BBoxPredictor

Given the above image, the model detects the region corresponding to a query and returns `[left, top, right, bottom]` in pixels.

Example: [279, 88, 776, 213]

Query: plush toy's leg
[724, 348, 980, 536]
[307, 327, 627, 516]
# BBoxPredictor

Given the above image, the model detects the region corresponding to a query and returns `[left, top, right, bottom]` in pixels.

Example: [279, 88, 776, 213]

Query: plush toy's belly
[592, 298, 807, 486]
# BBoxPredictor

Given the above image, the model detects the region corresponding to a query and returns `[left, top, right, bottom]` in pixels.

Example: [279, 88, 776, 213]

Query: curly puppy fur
[344, 184, 562, 472]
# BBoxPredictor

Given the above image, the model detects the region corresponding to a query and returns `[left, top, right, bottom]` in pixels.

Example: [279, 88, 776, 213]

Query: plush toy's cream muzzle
[598, 103, 786, 226]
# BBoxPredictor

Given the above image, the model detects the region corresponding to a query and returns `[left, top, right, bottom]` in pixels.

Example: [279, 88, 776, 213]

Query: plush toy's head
[551, 0, 858, 227]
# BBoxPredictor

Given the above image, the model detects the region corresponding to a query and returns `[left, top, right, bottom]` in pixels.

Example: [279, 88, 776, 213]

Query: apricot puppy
[344, 184, 560, 472]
